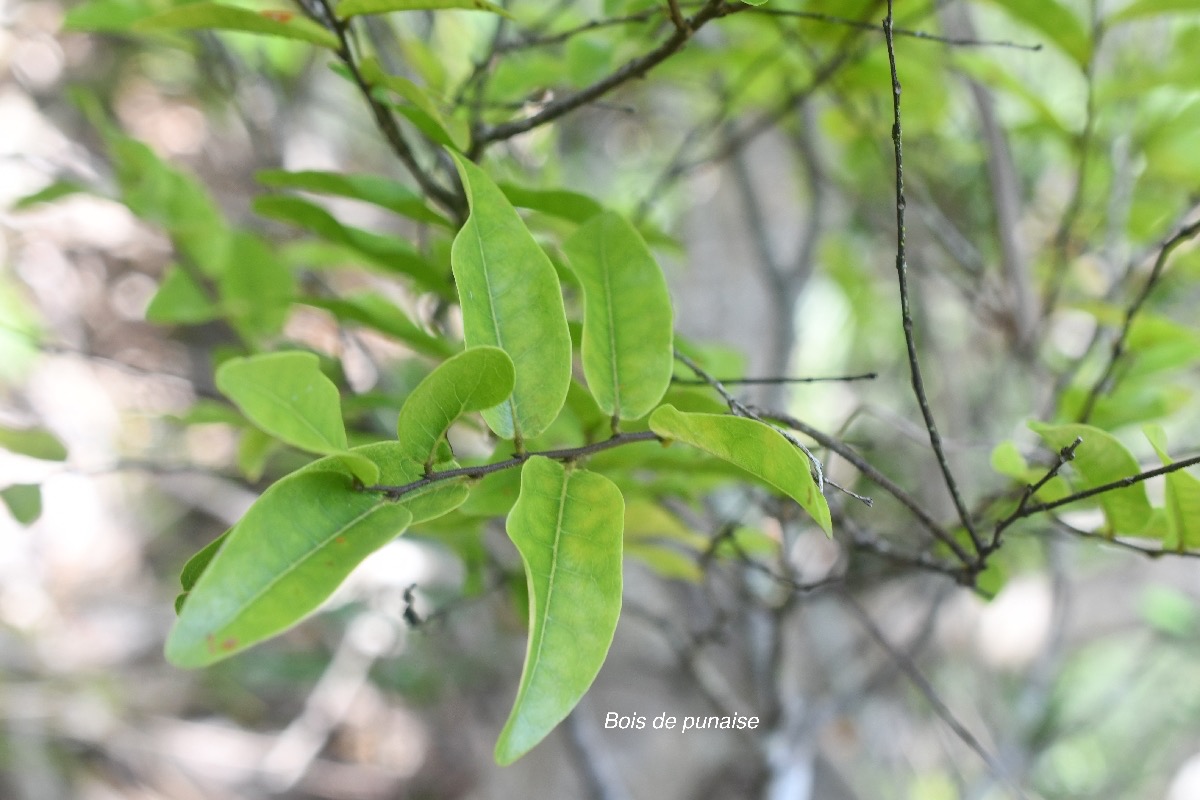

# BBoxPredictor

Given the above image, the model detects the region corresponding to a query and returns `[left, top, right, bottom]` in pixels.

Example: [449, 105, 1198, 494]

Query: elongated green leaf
[1144, 425, 1200, 550]
[496, 457, 623, 765]
[253, 195, 449, 292]
[135, 3, 340, 49]
[564, 211, 673, 421]
[1029, 421, 1153, 534]
[359, 58, 467, 150]
[0, 425, 67, 461]
[1, 484, 42, 525]
[649, 405, 831, 534]
[216, 352, 377, 483]
[302, 293, 457, 359]
[450, 153, 572, 443]
[500, 184, 604, 223]
[166, 471, 412, 666]
[1112, 0, 1200, 23]
[396, 347, 514, 466]
[13, 180, 86, 210]
[979, 0, 1091, 66]
[337, 0, 512, 19]
[256, 169, 451, 227]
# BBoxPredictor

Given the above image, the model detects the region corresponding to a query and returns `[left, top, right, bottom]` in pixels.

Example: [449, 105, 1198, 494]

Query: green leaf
[396, 347, 515, 467]
[134, 3, 340, 49]
[216, 352, 378, 483]
[564, 211, 673, 421]
[301, 293, 458, 359]
[1112, 0, 1200, 23]
[146, 265, 219, 324]
[979, 0, 1091, 66]
[0, 425, 67, 461]
[1143, 425, 1200, 550]
[496, 457, 623, 765]
[12, 180, 86, 210]
[1, 484, 43, 525]
[256, 169, 451, 227]
[449, 152, 572, 443]
[175, 529, 232, 614]
[337, 0, 513, 20]
[500, 184, 605, 224]
[165, 471, 412, 666]
[253, 195, 449, 292]
[649, 405, 831, 534]
[218, 232, 296, 341]
[1028, 421, 1153, 535]
[359, 58, 467, 150]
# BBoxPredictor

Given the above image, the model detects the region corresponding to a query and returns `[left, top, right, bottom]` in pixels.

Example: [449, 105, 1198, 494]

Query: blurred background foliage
[3, 0, 1200, 798]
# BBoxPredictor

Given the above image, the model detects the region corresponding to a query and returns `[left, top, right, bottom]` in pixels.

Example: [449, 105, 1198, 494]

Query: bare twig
[883, 3, 982, 554]
[1015, 453, 1200, 520]
[365, 430, 661, 498]
[838, 591, 1030, 799]
[672, 372, 878, 386]
[1077, 217, 1200, 422]
[748, 7, 1041, 50]
[471, 0, 741, 155]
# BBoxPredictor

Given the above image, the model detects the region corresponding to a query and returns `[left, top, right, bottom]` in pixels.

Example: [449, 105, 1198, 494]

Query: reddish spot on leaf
[221, 637, 239, 651]
[336, 536, 346, 544]
[260, 9, 294, 22]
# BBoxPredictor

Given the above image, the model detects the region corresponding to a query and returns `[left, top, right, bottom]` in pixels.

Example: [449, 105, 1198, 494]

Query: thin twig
[672, 372, 878, 386]
[471, 0, 742, 155]
[674, 350, 826, 493]
[752, 406, 972, 567]
[749, 7, 1041, 50]
[1077, 217, 1200, 422]
[991, 437, 1082, 546]
[883, 4, 982, 554]
[1015, 453, 1200, 520]
[838, 591, 1030, 799]
[365, 430, 661, 498]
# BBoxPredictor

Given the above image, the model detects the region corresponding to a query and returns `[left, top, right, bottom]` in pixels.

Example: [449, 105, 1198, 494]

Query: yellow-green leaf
[649, 405, 831, 534]
[337, 0, 512, 20]
[396, 347, 515, 467]
[496, 457, 623, 764]
[166, 471, 412, 667]
[134, 3, 340, 49]
[1029, 421, 1152, 535]
[449, 152, 572, 443]
[564, 211, 674, 421]
[1144, 425, 1200, 550]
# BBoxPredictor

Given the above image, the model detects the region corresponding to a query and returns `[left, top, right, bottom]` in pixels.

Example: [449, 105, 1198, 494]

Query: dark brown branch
[470, 0, 742, 156]
[883, 7, 982, 554]
[310, 0, 465, 220]
[365, 430, 661, 498]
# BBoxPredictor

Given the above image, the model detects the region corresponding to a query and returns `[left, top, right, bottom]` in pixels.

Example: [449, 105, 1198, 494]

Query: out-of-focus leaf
[256, 169, 451, 227]
[496, 457, 623, 765]
[146, 266, 219, 324]
[649, 406, 831, 534]
[0, 425, 67, 461]
[1143, 425, 1200, 550]
[337, 0, 513, 19]
[978, 0, 1091, 66]
[359, 58, 467, 150]
[165, 471, 412, 666]
[1, 484, 42, 525]
[1112, 0, 1200, 23]
[301, 293, 458, 359]
[12, 180, 87, 210]
[500, 184, 605, 224]
[564, 211, 673, 421]
[134, 3, 340, 49]
[254, 195, 449, 292]
[450, 153, 572, 443]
